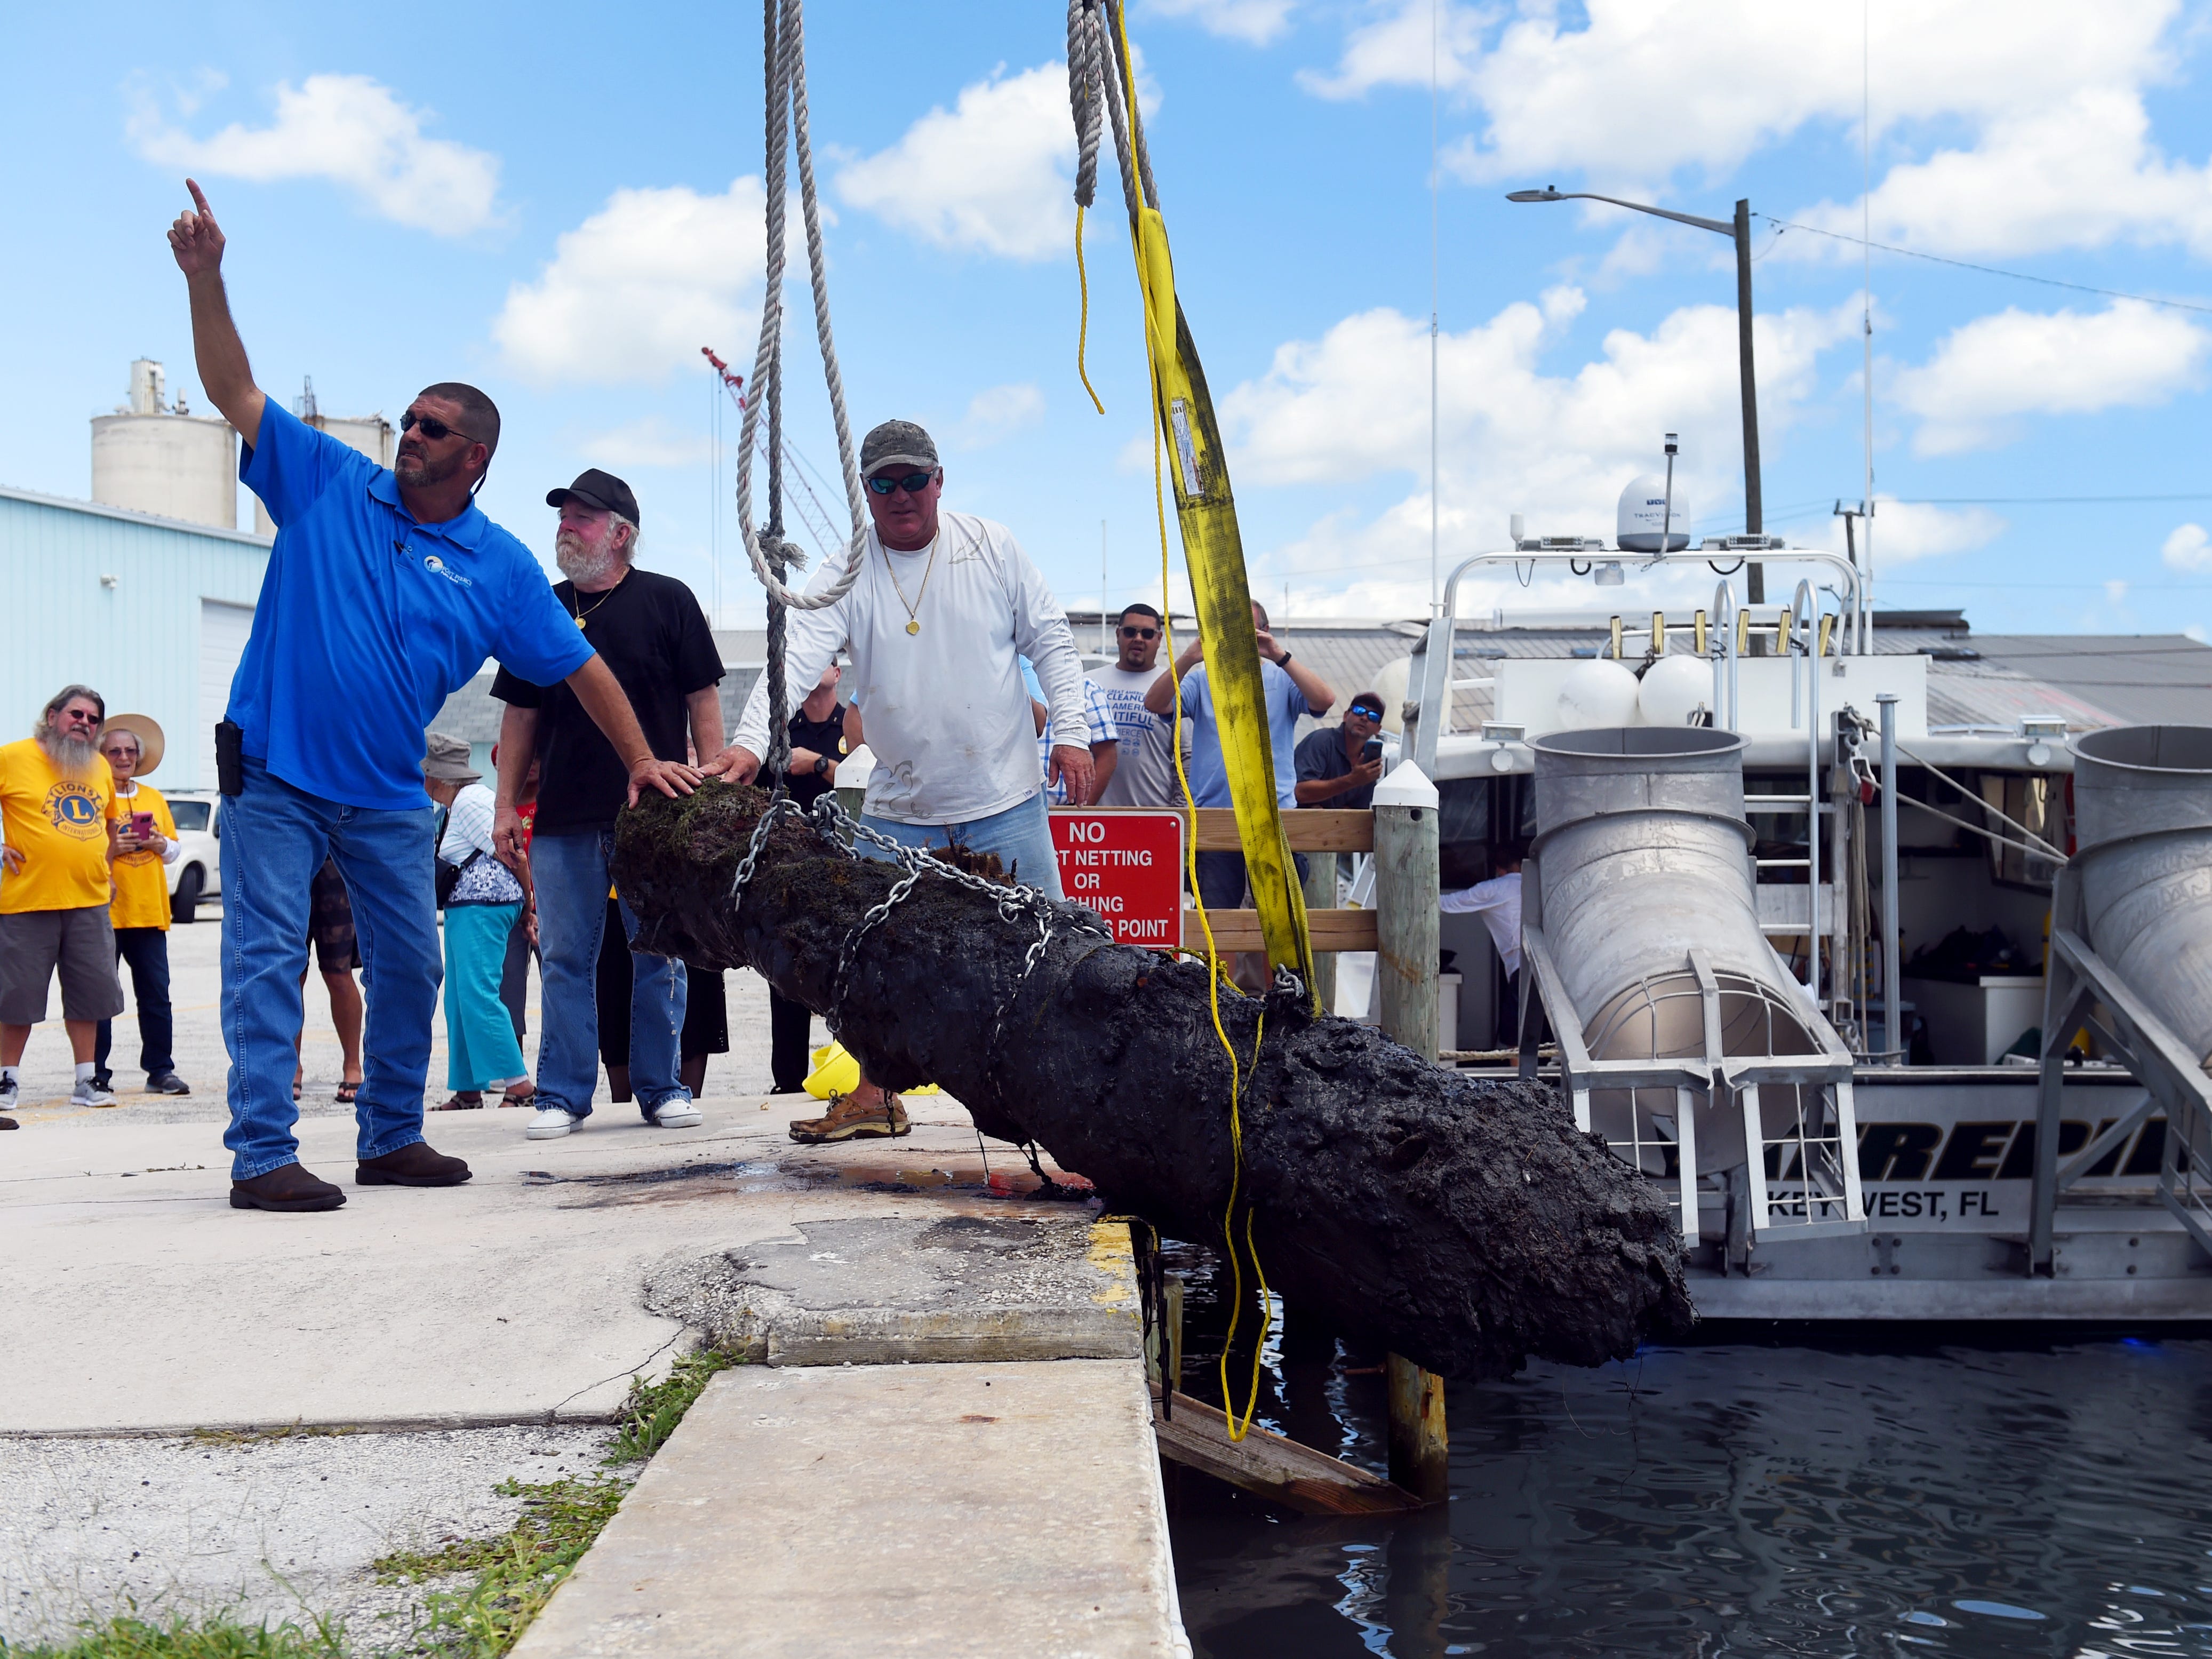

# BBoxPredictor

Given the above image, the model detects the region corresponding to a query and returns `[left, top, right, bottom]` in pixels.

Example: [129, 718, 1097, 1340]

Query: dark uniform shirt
[1294, 726, 1376, 811]
[491, 568, 723, 834]
[779, 703, 850, 808]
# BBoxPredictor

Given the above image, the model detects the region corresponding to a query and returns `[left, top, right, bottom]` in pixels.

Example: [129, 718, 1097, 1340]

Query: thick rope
[736, 0, 866, 618]
[1066, 0, 1103, 211]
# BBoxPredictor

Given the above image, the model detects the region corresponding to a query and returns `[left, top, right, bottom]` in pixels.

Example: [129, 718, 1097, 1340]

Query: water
[1162, 1246, 2212, 1657]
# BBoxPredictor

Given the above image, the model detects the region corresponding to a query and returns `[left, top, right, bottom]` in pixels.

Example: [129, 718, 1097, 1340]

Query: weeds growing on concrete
[187, 1424, 357, 1449]
[605, 1346, 741, 1463]
[366, 1346, 743, 1656]
[374, 1475, 628, 1657]
[0, 1612, 344, 1657]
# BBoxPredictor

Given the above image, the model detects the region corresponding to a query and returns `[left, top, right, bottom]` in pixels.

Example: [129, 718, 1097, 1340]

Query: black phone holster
[215, 720, 246, 797]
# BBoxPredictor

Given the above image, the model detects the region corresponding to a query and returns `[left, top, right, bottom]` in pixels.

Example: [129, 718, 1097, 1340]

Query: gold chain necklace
[880, 530, 940, 636]
[567, 569, 627, 630]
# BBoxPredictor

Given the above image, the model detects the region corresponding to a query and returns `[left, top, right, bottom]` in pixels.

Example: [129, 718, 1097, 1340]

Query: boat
[1393, 528, 2212, 1320]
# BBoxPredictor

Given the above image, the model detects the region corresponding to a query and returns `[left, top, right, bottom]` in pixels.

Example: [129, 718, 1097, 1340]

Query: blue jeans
[857, 793, 1063, 900]
[94, 927, 173, 1078]
[221, 759, 440, 1180]
[533, 830, 688, 1120]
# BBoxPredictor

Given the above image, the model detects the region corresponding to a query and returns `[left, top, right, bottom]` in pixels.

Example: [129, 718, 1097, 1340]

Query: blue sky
[9, 0, 2212, 638]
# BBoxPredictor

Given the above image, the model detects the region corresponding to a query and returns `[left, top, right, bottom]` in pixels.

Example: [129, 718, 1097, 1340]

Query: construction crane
[702, 347, 843, 567]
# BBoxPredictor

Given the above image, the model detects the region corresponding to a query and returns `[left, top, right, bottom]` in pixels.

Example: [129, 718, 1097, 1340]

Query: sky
[9, 0, 2212, 640]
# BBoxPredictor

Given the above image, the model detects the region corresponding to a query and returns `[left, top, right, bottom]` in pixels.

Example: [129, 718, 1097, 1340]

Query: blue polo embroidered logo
[422, 554, 474, 588]
[45, 783, 105, 840]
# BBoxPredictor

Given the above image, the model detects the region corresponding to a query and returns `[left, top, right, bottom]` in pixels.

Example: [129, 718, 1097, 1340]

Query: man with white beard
[0, 685, 128, 1120]
[490, 470, 729, 1140]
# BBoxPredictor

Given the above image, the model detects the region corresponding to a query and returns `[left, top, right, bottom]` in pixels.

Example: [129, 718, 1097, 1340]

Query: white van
[163, 791, 223, 923]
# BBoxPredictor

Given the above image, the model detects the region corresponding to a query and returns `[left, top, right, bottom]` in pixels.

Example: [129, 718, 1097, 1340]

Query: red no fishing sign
[1050, 810, 1185, 948]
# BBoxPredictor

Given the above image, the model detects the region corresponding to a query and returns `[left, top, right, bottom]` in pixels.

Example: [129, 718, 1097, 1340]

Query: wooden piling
[1373, 763, 1449, 1503]
[1300, 850, 1338, 1013]
[1386, 1352, 1450, 1504]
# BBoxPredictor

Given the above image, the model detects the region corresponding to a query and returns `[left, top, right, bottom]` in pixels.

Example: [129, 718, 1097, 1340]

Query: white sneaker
[648, 1098, 703, 1129]
[526, 1107, 584, 1140]
[71, 1078, 116, 1108]
[0, 1078, 17, 1111]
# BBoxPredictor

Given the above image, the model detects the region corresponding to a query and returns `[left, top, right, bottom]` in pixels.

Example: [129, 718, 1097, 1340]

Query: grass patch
[0, 1612, 344, 1658]
[187, 1424, 356, 1449]
[369, 1346, 742, 1656]
[373, 1474, 628, 1657]
[605, 1346, 740, 1464]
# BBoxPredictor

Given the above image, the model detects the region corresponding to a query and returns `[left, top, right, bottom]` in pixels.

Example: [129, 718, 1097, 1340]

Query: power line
[1761, 216, 2212, 317]
[1892, 494, 2212, 505]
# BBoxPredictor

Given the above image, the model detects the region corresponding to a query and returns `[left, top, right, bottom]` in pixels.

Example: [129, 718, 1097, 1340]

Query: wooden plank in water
[1152, 1390, 1425, 1516]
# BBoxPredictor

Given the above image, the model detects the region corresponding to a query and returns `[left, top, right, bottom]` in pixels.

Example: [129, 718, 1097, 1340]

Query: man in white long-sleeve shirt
[724, 419, 1091, 1142]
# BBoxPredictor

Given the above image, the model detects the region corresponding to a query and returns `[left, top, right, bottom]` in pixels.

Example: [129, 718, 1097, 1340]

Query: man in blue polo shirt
[170, 179, 704, 1214]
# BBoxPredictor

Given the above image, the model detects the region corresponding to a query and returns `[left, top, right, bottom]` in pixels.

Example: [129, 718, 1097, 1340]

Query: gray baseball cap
[860, 419, 939, 475]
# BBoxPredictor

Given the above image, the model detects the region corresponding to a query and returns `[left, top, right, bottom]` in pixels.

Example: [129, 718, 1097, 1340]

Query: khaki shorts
[0, 906, 126, 1025]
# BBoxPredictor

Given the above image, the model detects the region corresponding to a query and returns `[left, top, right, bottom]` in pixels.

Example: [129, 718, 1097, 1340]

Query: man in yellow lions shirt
[93, 715, 192, 1099]
[0, 685, 125, 1119]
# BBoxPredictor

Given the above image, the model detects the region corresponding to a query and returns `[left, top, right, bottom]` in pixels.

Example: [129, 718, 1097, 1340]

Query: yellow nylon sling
[1121, 167, 1320, 1010]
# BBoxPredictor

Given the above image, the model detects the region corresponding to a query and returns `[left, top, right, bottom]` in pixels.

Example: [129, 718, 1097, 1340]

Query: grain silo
[90, 360, 238, 531]
[248, 378, 394, 538]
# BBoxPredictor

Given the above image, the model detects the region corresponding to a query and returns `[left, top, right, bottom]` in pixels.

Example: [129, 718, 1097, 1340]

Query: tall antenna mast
[1429, 0, 1442, 615]
[1862, 0, 1875, 624]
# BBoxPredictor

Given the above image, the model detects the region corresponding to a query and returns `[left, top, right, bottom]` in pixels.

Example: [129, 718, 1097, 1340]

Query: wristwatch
[1277, 650, 1293, 667]
[812, 754, 832, 777]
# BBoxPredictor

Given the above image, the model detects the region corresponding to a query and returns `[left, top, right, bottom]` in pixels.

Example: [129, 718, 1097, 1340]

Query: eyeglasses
[866, 469, 938, 498]
[1348, 705, 1384, 721]
[1117, 625, 1159, 640]
[400, 410, 480, 444]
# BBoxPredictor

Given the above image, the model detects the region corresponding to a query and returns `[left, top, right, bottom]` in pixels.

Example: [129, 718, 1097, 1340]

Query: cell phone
[1361, 738, 1384, 763]
[130, 811, 155, 839]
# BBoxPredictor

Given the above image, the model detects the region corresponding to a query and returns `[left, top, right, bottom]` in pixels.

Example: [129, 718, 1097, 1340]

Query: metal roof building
[0, 484, 269, 793]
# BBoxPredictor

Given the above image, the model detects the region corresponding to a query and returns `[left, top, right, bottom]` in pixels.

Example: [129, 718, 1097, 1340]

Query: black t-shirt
[778, 703, 849, 807]
[1295, 725, 1375, 811]
[491, 569, 723, 833]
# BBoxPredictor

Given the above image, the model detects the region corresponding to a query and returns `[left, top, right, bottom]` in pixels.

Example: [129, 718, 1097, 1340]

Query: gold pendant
[906, 619, 921, 635]
[575, 615, 588, 629]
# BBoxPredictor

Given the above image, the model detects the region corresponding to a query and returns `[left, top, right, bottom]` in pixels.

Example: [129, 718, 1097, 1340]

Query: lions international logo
[45, 783, 105, 841]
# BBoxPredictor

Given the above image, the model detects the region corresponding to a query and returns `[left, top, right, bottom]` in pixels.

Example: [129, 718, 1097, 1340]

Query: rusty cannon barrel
[2070, 724, 2212, 1068]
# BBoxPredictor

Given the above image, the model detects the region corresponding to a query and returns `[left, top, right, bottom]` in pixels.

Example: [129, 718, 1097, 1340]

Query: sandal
[498, 1085, 536, 1108]
[433, 1092, 485, 1111]
[335, 1081, 361, 1104]
[292, 1081, 303, 1103]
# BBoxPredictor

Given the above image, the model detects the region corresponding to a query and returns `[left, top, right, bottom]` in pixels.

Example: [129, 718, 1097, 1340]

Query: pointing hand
[169, 179, 226, 278]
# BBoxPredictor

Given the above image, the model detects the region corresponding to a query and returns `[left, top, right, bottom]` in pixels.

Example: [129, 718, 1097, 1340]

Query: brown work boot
[788, 1091, 911, 1143]
[231, 1163, 347, 1212]
[356, 1142, 473, 1187]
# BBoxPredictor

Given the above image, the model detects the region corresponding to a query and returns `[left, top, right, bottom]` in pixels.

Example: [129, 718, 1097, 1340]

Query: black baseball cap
[547, 468, 641, 525]
[1348, 692, 1386, 716]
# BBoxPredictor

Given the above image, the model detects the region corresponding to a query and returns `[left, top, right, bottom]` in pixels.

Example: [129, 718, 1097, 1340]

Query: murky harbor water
[1164, 1247, 2212, 1657]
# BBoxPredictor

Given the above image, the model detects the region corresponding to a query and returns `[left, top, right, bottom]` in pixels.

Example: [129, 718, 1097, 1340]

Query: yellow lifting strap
[1128, 207, 1320, 1007]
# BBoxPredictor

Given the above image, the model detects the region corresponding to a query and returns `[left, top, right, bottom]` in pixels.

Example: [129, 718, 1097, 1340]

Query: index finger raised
[186, 178, 213, 217]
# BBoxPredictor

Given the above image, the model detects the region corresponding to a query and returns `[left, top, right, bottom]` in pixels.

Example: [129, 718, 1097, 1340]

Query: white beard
[555, 529, 621, 588]
[40, 731, 100, 781]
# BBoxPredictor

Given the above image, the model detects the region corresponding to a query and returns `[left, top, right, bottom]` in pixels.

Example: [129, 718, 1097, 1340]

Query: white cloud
[1308, 1, 2211, 263]
[959, 383, 1047, 448]
[1854, 498, 2005, 567]
[2163, 523, 2212, 572]
[1213, 288, 1859, 613]
[494, 178, 768, 386]
[835, 64, 1076, 261]
[1890, 300, 2210, 455]
[580, 418, 710, 470]
[1145, 0, 1298, 46]
[128, 73, 501, 236]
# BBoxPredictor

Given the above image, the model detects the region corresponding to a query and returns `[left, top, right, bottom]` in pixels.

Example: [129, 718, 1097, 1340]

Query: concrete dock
[1, 926, 1187, 1654]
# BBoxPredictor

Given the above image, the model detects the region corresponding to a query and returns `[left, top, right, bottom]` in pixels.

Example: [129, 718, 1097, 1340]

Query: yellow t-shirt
[0, 738, 120, 915]
[109, 783, 179, 932]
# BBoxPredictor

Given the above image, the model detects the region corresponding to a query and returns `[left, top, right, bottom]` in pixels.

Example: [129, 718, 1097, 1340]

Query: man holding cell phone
[1293, 691, 1387, 811]
[92, 715, 192, 1099]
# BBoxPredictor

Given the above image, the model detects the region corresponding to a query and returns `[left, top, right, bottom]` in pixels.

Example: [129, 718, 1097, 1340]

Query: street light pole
[1508, 187, 1766, 601]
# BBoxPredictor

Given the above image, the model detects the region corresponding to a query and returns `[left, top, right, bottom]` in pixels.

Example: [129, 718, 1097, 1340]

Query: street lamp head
[1505, 188, 1563, 203]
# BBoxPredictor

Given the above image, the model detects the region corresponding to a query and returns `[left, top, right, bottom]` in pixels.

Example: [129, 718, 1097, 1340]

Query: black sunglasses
[1118, 625, 1159, 640]
[866, 469, 939, 498]
[401, 410, 480, 444]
